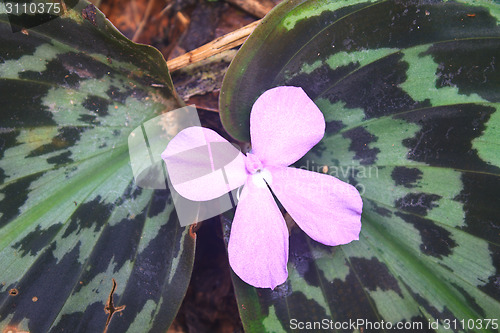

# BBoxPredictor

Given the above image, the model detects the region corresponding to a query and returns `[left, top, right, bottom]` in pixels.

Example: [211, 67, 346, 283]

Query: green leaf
[0, 1, 194, 332]
[220, 0, 500, 331]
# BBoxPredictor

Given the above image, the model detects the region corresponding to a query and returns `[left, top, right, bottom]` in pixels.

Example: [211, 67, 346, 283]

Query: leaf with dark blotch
[220, 0, 500, 331]
[0, 1, 194, 332]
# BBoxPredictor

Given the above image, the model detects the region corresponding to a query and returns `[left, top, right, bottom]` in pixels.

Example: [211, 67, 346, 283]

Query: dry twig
[167, 19, 261, 72]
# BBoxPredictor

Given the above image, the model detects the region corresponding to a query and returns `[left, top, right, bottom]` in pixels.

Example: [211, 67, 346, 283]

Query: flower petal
[161, 127, 246, 201]
[250, 86, 325, 167]
[228, 179, 289, 289]
[268, 166, 362, 246]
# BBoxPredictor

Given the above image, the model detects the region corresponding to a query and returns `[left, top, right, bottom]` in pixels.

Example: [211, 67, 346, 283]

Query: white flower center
[251, 168, 273, 188]
[245, 153, 272, 188]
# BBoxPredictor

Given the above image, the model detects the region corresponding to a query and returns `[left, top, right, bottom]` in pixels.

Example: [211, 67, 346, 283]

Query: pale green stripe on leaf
[296, 48, 398, 81]
[473, 104, 500, 166]
[2, 246, 40, 293]
[288, 268, 331, 315]
[359, 166, 465, 229]
[342, 242, 422, 324]
[301, 60, 322, 74]
[316, 249, 350, 282]
[370, 290, 420, 324]
[0, 43, 63, 78]
[400, 45, 487, 105]
[361, 221, 481, 321]
[262, 306, 287, 333]
[168, 232, 184, 284]
[137, 205, 174, 254]
[316, 99, 365, 126]
[326, 48, 398, 69]
[126, 299, 157, 333]
[438, 229, 495, 284]
[281, 0, 374, 30]
[362, 206, 500, 320]
[454, 0, 500, 24]
[361, 117, 422, 165]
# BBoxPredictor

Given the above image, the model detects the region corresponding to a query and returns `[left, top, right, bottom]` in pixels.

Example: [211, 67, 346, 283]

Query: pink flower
[162, 86, 362, 289]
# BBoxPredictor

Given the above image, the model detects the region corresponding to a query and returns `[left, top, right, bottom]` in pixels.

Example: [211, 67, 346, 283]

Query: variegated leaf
[0, 1, 194, 332]
[220, 0, 500, 331]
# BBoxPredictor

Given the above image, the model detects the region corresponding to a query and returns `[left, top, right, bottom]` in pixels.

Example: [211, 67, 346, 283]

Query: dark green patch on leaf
[0, 130, 20, 183]
[452, 283, 486, 318]
[481, 246, 500, 302]
[457, 172, 500, 245]
[395, 212, 457, 258]
[398, 104, 497, 170]
[0, 172, 44, 228]
[325, 54, 431, 119]
[148, 188, 172, 218]
[350, 257, 402, 296]
[12, 223, 63, 257]
[274, 292, 328, 327]
[50, 302, 107, 332]
[19, 54, 83, 87]
[392, 166, 423, 188]
[61, 196, 113, 238]
[428, 39, 500, 103]
[106, 85, 146, 104]
[342, 127, 381, 165]
[287, 63, 359, 101]
[0, 20, 47, 61]
[395, 193, 441, 216]
[26, 127, 85, 158]
[82, 95, 111, 116]
[46, 150, 73, 165]
[0, 80, 56, 127]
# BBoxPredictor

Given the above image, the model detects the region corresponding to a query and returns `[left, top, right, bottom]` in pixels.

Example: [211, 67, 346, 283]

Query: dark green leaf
[0, 1, 194, 332]
[220, 0, 500, 331]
